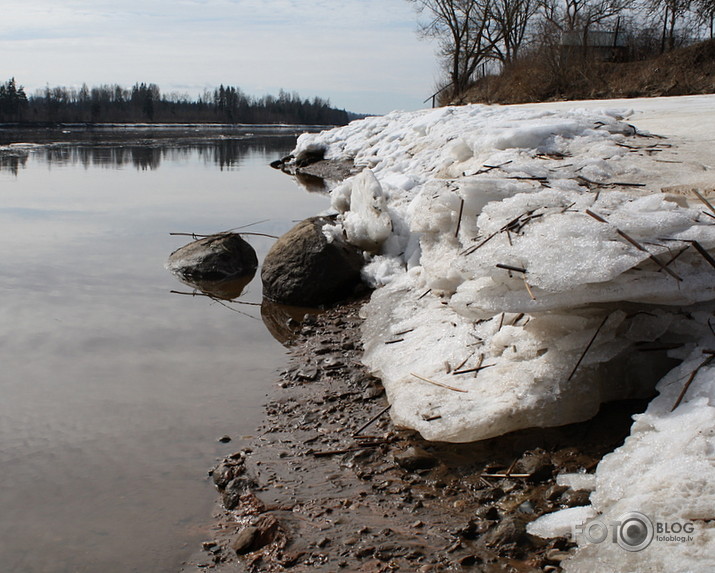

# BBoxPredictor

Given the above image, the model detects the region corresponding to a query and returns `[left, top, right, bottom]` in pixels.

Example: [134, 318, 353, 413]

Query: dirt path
[180, 299, 648, 572]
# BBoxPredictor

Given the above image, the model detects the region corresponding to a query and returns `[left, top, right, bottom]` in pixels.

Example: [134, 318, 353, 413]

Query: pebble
[231, 527, 258, 555]
[394, 446, 438, 471]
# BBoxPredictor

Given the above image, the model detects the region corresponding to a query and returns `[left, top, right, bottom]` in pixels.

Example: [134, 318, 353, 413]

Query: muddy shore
[180, 298, 649, 572]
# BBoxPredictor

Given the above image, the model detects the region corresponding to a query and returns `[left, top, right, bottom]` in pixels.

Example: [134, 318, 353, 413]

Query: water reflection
[0, 133, 331, 573]
[0, 135, 300, 173]
[166, 269, 320, 345]
[171, 272, 256, 301]
[261, 299, 322, 346]
[0, 153, 28, 175]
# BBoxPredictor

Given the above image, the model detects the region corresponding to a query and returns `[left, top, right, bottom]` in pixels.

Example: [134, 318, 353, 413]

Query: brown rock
[232, 527, 258, 555]
[166, 232, 257, 281]
[261, 216, 365, 306]
[394, 446, 438, 471]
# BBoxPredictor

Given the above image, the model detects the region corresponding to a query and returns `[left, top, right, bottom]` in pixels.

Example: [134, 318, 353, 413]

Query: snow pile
[528, 344, 715, 572]
[292, 99, 715, 569]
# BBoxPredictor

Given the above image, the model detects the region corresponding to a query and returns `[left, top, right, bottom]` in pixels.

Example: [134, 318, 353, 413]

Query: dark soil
[180, 299, 650, 572]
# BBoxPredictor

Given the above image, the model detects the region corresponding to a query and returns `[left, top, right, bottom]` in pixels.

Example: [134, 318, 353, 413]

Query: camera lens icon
[616, 512, 654, 552]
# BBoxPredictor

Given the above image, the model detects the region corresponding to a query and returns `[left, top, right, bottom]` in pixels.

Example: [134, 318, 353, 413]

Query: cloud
[2, 0, 440, 114]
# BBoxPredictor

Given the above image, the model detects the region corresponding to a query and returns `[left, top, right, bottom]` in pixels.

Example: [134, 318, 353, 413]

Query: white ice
[292, 95, 715, 571]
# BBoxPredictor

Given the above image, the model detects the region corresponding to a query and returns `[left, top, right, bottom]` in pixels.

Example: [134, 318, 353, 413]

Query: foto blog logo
[574, 511, 696, 552]
[574, 511, 654, 552]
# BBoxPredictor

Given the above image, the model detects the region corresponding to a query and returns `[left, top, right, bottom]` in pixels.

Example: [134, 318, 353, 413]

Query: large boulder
[166, 233, 258, 281]
[261, 216, 365, 307]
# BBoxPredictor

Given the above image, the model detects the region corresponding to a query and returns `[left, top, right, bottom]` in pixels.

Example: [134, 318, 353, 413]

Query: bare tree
[539, 0, 629, 31]
[645, 0, 693, 51]
[695, 0, 715, 37]
[490, 0, 540, 63]
[409, 0, 502, 99]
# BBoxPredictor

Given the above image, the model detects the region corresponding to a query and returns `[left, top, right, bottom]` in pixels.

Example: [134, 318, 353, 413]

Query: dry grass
[459, 39, 715, 105]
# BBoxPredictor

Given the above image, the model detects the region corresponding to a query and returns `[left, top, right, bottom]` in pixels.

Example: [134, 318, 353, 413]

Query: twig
[452, 360, 494, 376]
[481, 473, 531, 478]
[611, 182, 646, 188]
[585, 210, 682, 281]
[496, 263, 527, 274]
[384, 338, 404, 345]
[671, 354, 715, 411]
[170, 231, 279, 239]
[497, 312, 505, 332]
[411, 373, 468, 393]
[577, 176, 645, 189]
[567, 314, 610, 381]
[658, 238, 715, 270]
[460, 231, 498, 256]
[473, 160, 512, 175]
[169, 290, 261, 306]
[507, 175, 548, 182]
[417, 289, 432, 300]
[352, 404, 392, 437]
[454, 351, 474, 372]
[691, 240, 715, 270]
[394, 328, 416, 336]
[455, 198, 465, 238]
[524, 276, 537, 301]
[692, 189, 715, 216]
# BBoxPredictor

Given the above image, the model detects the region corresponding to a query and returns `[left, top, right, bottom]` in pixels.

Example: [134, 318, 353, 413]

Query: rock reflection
[171, 272, 255, 301]
[293, 171, 329, 194]
[260, 299, 322, 346]
[168, 271, 264, 321]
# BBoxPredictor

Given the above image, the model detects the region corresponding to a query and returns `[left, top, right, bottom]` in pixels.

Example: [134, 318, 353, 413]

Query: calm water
[0, 134, 328, 572]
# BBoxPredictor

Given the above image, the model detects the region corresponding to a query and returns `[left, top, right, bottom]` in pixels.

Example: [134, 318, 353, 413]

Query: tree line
[0, 79, 352, 125]
[410, 0, 715, 100]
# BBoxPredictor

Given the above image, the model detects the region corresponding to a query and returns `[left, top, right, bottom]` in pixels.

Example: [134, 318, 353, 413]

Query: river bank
[184, 95, 715, 571]
[181, 298, 647, 572]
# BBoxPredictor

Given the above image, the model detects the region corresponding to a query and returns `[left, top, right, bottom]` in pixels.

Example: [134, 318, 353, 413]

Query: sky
[1, 0, 443, 116]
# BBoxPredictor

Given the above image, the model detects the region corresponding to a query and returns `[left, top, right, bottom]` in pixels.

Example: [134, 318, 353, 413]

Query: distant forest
[0, 78, 353, 125]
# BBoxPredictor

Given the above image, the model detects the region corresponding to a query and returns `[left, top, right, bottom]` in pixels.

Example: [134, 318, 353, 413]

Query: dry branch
[671, 354, 715, 411]
[567, 314, 610, 381]
[411, 373, 468, 393]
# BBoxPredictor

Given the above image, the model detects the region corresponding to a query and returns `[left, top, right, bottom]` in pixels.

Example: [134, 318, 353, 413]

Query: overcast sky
[1, 0, 442, 115]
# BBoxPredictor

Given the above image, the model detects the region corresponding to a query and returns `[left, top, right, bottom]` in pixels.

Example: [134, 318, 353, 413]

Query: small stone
[561, 489, 592, 507]
[518, 450, 555, 483]
[218, 435, 231, 443]
[545, 484, 569, 501]
[232, 527, 258, 555]
[484, 516, 526, 546]
[459, 555, 481, 567]
[476, 505, 500, 521]
[518, 501, 535, 514]
[394, 446, 438, 471]
[354, 546, 375, 558]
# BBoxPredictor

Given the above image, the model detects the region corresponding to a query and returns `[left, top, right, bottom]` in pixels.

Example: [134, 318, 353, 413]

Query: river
[0, 131, 328, 572]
